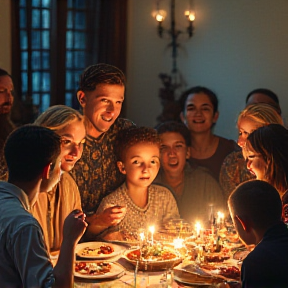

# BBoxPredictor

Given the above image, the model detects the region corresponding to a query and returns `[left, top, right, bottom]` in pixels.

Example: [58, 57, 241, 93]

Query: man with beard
[0, 68, 15, 180]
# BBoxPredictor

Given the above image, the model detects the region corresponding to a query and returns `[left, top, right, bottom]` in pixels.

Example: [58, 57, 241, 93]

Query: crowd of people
[0, 63, 288, 287]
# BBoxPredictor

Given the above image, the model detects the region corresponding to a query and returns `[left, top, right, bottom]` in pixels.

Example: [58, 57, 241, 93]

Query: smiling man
[70, 64, 134, 239]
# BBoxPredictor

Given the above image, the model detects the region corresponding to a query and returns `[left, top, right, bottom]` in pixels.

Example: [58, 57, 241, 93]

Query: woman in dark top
[179, 86, 238, 181]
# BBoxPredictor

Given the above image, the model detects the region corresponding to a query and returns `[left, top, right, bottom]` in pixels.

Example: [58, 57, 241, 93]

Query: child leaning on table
[96, 126, 180, 237]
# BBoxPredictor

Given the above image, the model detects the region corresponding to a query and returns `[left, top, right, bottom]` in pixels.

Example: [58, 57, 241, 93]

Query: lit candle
[173, 237, 184, 249]
[195, 222, 201, 238]
[140, 232, 145, 242]
[149, 226, 155, 245]
[217, 211, 224, 227]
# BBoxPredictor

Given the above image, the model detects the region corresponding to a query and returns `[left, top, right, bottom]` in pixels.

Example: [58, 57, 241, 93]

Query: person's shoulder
[113, 118, 135, 130]
[150, 183, 174, 196]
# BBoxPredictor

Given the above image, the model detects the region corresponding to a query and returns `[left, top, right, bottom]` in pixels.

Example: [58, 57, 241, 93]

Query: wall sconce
[152, 0, 195, 74]
[153, 0, 196, 123]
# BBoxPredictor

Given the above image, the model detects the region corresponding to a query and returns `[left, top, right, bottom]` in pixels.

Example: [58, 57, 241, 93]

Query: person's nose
[4, 90, 13, 103]
[168, 147, 176, 156]
[246, 159, 251, 169]
[70, 144, 82, 158]
[237, 136, 245, 148]
[106, 101, 115, 114]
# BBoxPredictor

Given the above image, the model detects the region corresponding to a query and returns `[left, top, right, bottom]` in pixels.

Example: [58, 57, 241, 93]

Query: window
[11, 0, 127, 124]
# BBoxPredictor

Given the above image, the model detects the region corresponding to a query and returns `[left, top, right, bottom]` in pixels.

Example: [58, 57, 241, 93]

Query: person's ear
[186, 147, 190, 159]
[235, 215, 250, 232]
[117, 161, 126, 175]
[77, 91, 86, 108]
[180, 112, 186, 124]
[42, 163, 51, 180]
[212, 111, 219, 124]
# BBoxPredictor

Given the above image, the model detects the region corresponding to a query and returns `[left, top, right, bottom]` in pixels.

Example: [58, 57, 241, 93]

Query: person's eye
[80, 138, 86, 145]
[132, 160, 139, 164]
[61, 139, 71, 146]
[101, 99, 109, 103]
[116, 100, 123, 105]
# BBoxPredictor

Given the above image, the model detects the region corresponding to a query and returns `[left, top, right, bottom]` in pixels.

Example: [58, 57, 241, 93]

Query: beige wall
[126, 0, 288, 139]
[1, 1, 288, 140]
[0, 0, 11, 72]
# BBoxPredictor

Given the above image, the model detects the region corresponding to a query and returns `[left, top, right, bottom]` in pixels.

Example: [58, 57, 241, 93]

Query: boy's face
[159, 132, 189, 175]
[118, 143, 160, 189]
[78, 84, 124, 138]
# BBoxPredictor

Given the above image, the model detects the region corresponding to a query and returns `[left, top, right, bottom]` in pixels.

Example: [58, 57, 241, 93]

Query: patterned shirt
[97, 183, 180, 231]
[70, 118, 134, 213]
[219, 150, 255, 200]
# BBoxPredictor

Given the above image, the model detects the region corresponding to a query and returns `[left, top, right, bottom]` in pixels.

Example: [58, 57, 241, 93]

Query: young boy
[96, 126, 180, 234]
[0, 125, 87, 287]
[154, 121, 225, 224]
[228, 180, 288, 287]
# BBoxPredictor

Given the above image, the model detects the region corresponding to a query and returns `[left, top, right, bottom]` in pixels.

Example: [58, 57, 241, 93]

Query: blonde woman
[220, 103, 283, 200]
[32, 105, 86, 254]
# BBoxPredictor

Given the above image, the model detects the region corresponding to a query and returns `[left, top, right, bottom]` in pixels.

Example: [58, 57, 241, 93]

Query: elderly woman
[219, 104, 283, 200]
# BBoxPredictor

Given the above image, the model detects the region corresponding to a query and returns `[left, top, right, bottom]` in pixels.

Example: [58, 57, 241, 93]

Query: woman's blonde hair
[237, 103, 283, 127]
[34, 105, 83, 131]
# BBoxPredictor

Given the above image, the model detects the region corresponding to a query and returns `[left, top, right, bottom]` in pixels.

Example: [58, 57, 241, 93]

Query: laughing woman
[243, 124, 288, 223]
[179, 86, 239, 182]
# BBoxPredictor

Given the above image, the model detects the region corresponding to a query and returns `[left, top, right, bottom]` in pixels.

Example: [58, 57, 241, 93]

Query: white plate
[174, 275, 215, 286]
[75, 242, 126, 259]
[74, 261, 125, 279]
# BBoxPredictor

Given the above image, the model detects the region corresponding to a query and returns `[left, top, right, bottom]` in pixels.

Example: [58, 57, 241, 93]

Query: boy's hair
[78, 63, 126, 92]
[244, 124, 288, 195]
[246, 88, 279, 104]
[155, 121, 191, 147]
[34, 105, 83, 131]
[238, 103, 283, 127]
[229, 180, 282, 230]
[116, 126, 161, 161]
[4, 125, 61, 182]
[178, 86, 219, 114]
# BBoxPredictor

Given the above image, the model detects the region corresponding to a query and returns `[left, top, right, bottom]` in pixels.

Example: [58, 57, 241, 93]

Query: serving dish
[123, 246, 182, 271]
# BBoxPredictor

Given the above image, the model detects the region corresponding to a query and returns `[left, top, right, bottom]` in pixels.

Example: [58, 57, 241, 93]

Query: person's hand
[63, 209, 88, 244]
[88, 206, 126, 228]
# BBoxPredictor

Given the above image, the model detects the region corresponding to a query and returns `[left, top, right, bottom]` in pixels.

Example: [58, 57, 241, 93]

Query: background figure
[32, 105, 86, 253]
[96, 126, 180, 239]
[179, 86, 238, 182]
[71, 64, 134, 215]
[0, 68, 15, 180]
[220, 104, 283, 200]
[228, 180, 288, 287]
[245, 88, 281, 115]
[0, 125, 87, 288]
[154, 121, 225, 224]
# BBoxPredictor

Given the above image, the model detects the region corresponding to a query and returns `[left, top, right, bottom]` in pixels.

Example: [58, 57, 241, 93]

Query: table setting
[73, 212, 250, 287]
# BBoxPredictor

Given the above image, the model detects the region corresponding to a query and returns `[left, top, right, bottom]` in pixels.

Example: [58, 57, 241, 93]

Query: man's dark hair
[178, 86, 219, 114]
[78, 63, 126, 92]
[155, 121, 191, 147]
[0, 68, 11, 78]
[4, 125, 61, 182]
[229, 180, 282, 230]
[245, 88, 279, 104]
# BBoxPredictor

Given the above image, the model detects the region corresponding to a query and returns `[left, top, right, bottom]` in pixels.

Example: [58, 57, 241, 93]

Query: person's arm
[52, 210, 87, 288]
